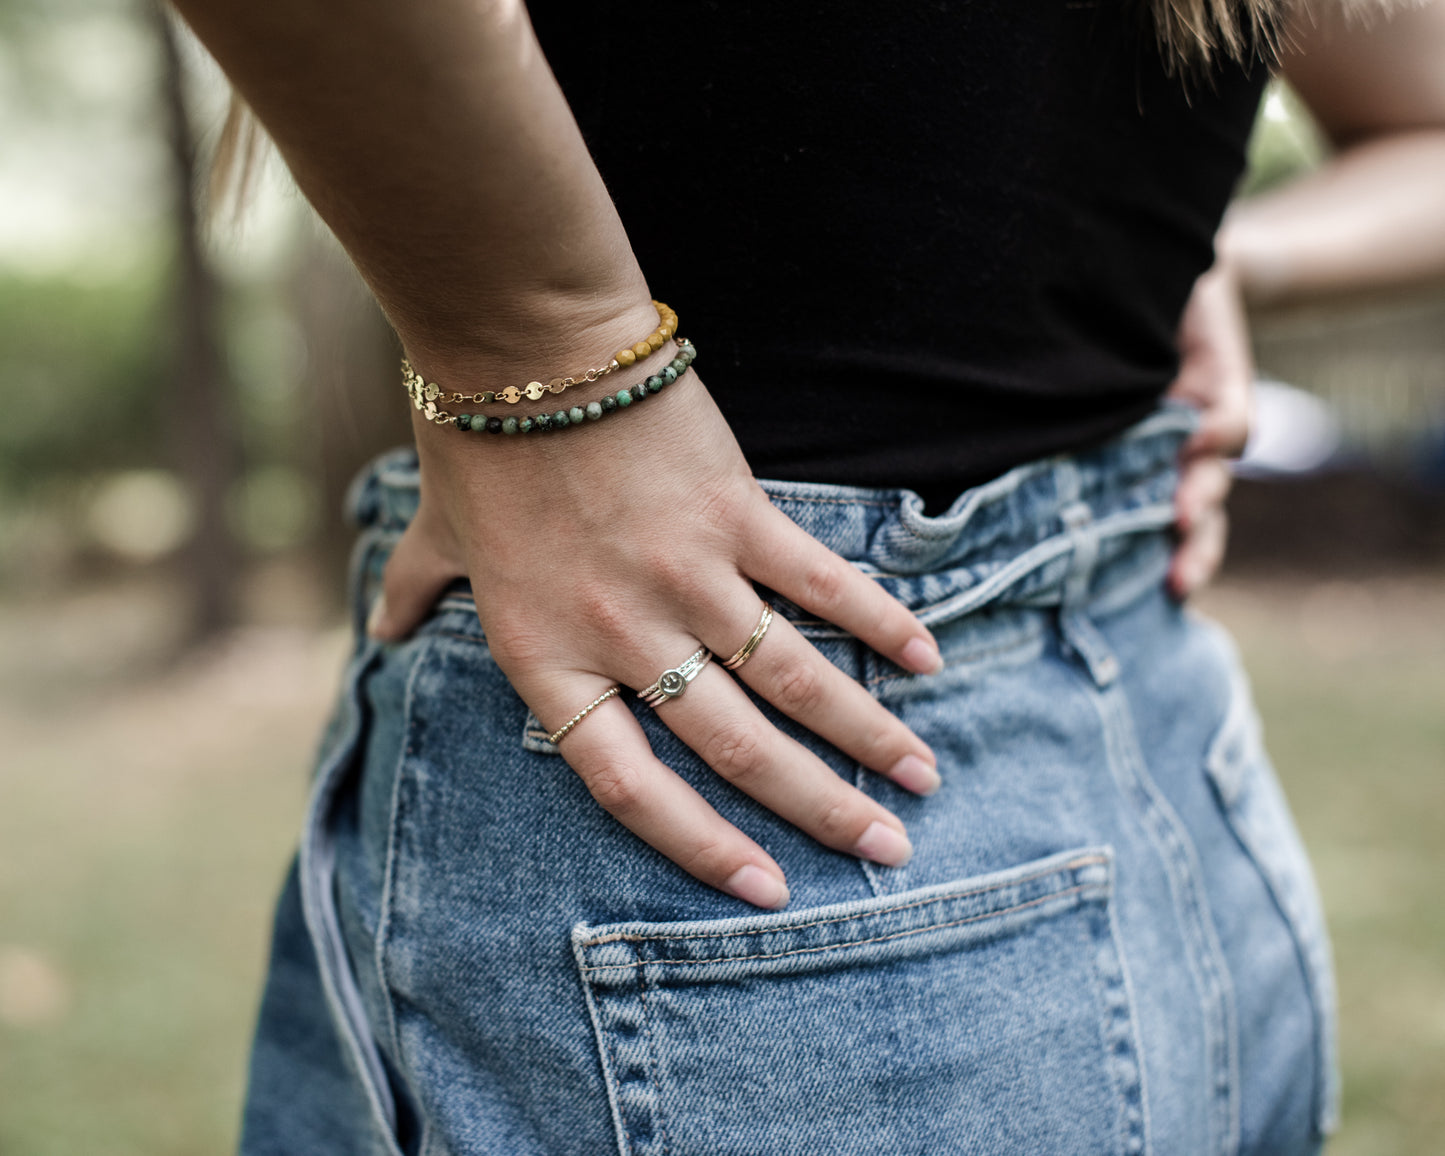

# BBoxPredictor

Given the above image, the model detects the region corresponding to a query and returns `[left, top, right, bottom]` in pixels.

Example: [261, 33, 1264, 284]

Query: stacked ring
[723, 603, 774, 671]
[639, 646, 713, 708]
[548, 685, 621, 745]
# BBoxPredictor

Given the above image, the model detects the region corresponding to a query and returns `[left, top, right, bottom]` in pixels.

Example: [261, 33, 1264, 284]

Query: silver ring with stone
[639, 645, 713, 708]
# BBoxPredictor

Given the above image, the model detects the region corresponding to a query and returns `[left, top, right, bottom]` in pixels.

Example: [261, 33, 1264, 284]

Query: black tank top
[528, 1, 1270, 508]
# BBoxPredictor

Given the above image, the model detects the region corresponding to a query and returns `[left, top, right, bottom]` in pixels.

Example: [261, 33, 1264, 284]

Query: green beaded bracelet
[443, 340, 695, 436]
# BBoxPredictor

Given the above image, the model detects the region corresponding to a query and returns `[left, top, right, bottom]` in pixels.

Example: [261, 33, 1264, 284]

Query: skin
[171, 0, 1445, 906]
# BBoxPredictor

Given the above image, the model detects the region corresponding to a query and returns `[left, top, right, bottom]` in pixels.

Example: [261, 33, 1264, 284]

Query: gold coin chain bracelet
[404, 299, 678, 411]
[404, 338, 695, 435]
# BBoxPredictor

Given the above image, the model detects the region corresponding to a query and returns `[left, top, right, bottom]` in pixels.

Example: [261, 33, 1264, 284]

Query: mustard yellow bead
[616, 348, 636, 367]
[632, 341, 652, 359]
[648, 334, 665, 351]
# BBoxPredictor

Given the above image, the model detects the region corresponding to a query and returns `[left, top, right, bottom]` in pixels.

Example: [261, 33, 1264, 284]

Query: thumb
[367, 514, 465, 641]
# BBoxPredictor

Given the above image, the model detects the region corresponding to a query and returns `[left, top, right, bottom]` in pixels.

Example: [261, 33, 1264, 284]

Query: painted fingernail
[900, 637, 943, 675]
[854, 821, 913, 867]
[889, 754, 941, 796]
[365, 594, 389, 639]
[724, 865, 790, 910]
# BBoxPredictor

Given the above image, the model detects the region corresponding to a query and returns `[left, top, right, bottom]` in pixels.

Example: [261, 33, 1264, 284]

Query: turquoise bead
[585, 401, 603, 421]
[456, 414, 472, 430]
[669, 358, 686, 374]
[646, 375, 664, 391]
[502, 417, 518, 435]
[553, 410, 570, 427]
[616, 389, 632, 407]
[568, 406, 585, 424]
[661, 366, 678, 384]
[519, 417, 534, 433]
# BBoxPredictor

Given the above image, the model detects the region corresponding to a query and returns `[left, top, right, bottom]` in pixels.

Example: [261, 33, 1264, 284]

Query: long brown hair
[1149, 0, 1285, 70]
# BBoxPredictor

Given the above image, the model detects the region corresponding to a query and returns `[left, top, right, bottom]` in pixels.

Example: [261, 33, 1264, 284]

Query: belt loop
[1057, 480, 1120, 689]
[1060, 499, 1098, 612]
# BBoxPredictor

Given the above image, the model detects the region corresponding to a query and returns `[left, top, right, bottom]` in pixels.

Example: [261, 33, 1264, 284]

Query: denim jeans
[240, 406, 1337, 1156]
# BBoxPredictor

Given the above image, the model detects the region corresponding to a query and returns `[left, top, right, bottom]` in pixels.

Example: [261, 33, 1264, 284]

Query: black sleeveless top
[529, 1, 1271, 508]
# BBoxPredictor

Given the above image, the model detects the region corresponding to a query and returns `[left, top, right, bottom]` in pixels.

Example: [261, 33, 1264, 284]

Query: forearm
[1219, 128, 1445, 308]
[169, 0, 654, 373]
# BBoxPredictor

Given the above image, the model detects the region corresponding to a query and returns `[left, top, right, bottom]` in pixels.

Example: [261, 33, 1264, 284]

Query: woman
[171, 1, 1445, 1153]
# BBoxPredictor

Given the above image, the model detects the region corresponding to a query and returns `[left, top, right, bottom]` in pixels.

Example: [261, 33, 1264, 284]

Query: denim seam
[1079, 887, 1150, 1156]
[374, 639, 435, 1109]
[580, 881, 1103, 972]
[1083, 671, 1240, 1156]
[1203, 640, 1339, 1136]
[570, 934, 635, 1156]
[1108, 893, 1155, 1154]
[295, 642, 405, 1156]
[635, 972, 671, 1156]
[584, 855, 1107, 947]
[863, 626, 1048, 688]
[769, 494, 896, 508]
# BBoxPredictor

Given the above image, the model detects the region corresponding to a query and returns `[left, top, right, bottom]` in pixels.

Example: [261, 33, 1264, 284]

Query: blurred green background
[1, 3, 1442, 1154]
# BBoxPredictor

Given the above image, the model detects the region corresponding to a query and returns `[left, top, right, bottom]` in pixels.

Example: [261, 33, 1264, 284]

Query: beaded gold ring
[403, 300, 678, 409]
[547, 685, 622, 745]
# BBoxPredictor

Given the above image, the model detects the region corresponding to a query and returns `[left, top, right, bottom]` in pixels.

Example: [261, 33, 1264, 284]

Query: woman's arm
[170, 0, 944, 909]
[1167, 1, 1445, 595]
[1219, 1, 1445, 306]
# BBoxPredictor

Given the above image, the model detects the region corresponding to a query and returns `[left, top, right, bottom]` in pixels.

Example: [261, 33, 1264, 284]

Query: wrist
[401, 291, 663, 394]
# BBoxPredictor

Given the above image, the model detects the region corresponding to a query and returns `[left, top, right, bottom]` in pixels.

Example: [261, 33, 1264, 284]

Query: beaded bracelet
[403, 300, 678, 409]
[409, 339, 696, 434]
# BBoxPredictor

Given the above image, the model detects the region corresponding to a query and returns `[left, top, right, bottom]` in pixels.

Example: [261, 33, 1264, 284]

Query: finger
[369, 517, 463, 641]
[699, 596, 940, 795]
[654, 662, 915, 868]
[1169, 507, 1229, 600]
[1181, 378, 1252, 460]
[545, 688, 792, 909]
[1174, 456, 1233, 534]
[741, 504, 942, 675]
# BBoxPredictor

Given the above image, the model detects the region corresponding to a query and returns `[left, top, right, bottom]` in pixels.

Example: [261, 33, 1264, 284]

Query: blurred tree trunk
[294, 235, 411, 593]
[153, 4, 241, 638]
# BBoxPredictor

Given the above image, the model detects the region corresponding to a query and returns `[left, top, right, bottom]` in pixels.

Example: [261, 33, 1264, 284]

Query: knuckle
[583, 760, 646, 817]
[576, 590, 634, 645]
[811, 797, 857, 845]
[703, 725, 769, 788]
[484, 620, 550, 670]
[768, 659, 827, 718]
[649, 552, 712, 606]
[857, 721, 901, 768]
[800, 558, 850, 613]
[673, 835, 728, 878]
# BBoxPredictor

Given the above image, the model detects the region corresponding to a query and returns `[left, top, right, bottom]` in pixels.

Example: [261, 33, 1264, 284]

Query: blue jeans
[241, 407, 1337, 1156]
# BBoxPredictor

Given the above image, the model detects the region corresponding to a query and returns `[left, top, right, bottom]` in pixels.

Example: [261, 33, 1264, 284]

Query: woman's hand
[1165, 259, 1253, 598]
[367, 314, 943, 910]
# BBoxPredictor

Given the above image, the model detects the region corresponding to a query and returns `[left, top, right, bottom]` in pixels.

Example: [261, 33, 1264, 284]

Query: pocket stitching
[583, 852, 1107, 949]
[580, 878, 1104, 974]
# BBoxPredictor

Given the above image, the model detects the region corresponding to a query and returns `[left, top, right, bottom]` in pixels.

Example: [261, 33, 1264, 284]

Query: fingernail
[889, 753, 941, 796]
[854, 821, 913, 867]
[365, 594, 389, 639]
[900, 637, 943, 675]
[724, 865, 790, 910]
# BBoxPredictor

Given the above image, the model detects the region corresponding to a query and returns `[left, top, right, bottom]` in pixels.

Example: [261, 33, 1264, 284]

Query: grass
[0, 571, 1440, 1154]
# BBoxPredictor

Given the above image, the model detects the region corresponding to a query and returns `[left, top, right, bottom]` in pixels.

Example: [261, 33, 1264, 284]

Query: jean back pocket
[574, 847, 1146, 1156]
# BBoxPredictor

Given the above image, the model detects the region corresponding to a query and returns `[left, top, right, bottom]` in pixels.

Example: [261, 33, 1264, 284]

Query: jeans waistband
[347, 404, 1195, 629]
